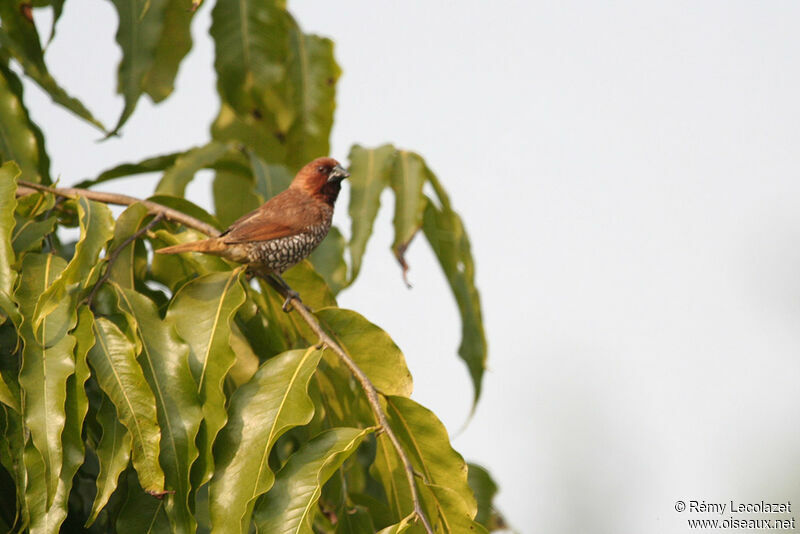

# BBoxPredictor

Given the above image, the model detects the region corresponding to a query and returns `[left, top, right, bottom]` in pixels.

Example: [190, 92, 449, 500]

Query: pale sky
[21, 1, 800, 532]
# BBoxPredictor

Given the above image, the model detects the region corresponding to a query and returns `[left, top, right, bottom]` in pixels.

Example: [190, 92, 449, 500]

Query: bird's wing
[221, 188, 315, 244]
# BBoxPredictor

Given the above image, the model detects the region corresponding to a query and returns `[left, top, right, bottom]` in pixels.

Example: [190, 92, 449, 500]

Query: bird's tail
[156, 238, 227, 255]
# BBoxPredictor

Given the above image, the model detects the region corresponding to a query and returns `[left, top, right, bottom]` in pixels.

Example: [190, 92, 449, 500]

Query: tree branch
[16, 180, 221, 238]
[16, 179, 435, 533]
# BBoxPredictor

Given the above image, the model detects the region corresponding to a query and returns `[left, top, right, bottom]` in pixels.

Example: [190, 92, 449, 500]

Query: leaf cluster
[0, 0, 506, 532]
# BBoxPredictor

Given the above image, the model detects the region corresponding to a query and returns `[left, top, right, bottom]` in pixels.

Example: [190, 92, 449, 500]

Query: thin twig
[86, 214, 165, 307]
[16, 179, 435, 533]
[262, 277, 434, 533]
[16, 180, 220, 238]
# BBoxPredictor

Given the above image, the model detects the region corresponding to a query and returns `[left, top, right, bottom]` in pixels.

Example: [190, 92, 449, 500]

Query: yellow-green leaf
[252, 427, 372, 533]
[316, 307, 413, 397]
[210, 347, 323, 534]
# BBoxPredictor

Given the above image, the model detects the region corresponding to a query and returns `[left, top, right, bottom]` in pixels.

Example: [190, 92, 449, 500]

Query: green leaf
[142, 0, 195, 103]
[334, 505, 376, 534]
[308, 226, 347, 295]
[210, 0, 290, 116]
[0, 2, 105, 132]
[211, 101, 287, 166]
[167, 270, 247, 488]
[252, 427, 372, 533]
[156, 141, 233, 197]
[116, 470, 170, 534]
[115, 286, 202, 534]
[422, 190, 486, 405]
[10, 215, 56, 256]
[422, 484, 489, 534]
[74, 151, 182, 189]
[15, 253, 75, 509]
[283, 30, 340, 170]
[35, 198, 115, 337]
[316, 308, 413, 397]
[390, 151, 428, 281]
[0, 62, 49, 183]
[105, 203, 161, 291]
[212, 164, 261, 228]
[0, 392, 27, 528]
[282, 260, 337, 311]
[108, 0, 169, 135]
[376, 515, 414, 534]
[373, 396, 478, 529]
[43, 306, 95, 531]
[346, 144, 395, 282]
[0, 161, 19, 323]
[210, 347, 323, 534]
[467, 463, 498, 528]
[88, 395, 132, 525]
[87, 316, 164, 493]
[249, 151, 292, 201]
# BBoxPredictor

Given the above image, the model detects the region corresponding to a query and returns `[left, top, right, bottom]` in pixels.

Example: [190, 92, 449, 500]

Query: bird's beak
[328, 164, 350, 183]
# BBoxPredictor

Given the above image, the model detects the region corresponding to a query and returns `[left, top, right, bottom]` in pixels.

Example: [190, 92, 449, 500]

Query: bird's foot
[282, 289, 301, 312]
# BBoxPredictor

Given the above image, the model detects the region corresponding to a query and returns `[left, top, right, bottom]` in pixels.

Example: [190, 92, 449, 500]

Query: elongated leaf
[75, 151, 181, 189]
[0, 390, 27, 528]
[253, 427, 372, 533]
[283, 30, 340, 170]
[115, 286, 202, 534]
[15, 253, 75, 508]
[421, 484, 489, 534]
[334, 505, 376, 534]
[308, 226, 347, 295]
[249, 152, 292, 201]
[211, 101, 287, 166]
[210, 0, 290, 115]
[390, 151, 428, 281]
[88, 395, 132, 525]
[142, 0, 195, 103]
[156, 141, 232, 197]
[0, 2, 105, 131]
[116, 470, 170, 533]
[35, 198, 114, 339]
[43, 306, 95, 531]
[106, 203, 151, 290]
[108, 0, 169, 134]
[0, 63, 48, 182]
[376, 515, 414, 534]
[210, 348, 323, 534]
[23, 438, 47, 532]
[467, 463, 501, 528]
[167, 270, 246, 488]
[373, 396, 478, 529]
[88, 316, 164, 493]
[422, 189, 486, 404]
[0, 161, 19, 322]
[10, 215, 55, 256]
[316, 308, 413, 397]
[347, 144, 395, 282]
[212, 167, 261, 228]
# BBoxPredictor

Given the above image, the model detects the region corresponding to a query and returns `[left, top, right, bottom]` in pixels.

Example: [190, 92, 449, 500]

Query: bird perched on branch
[157, 157, 349, 307]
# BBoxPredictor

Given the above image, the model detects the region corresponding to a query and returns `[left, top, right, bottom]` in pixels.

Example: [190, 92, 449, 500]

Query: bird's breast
[246, 217, 332, 273]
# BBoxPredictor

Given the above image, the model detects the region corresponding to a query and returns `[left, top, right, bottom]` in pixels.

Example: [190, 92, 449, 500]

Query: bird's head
[292, 157, 350, 205]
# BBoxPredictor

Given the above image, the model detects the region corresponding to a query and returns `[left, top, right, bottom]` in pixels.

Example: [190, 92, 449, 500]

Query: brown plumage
[157, 157, 349, 276]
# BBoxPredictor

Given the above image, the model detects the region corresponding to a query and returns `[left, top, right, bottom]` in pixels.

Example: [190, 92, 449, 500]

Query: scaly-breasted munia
[157, 157, 349, 304]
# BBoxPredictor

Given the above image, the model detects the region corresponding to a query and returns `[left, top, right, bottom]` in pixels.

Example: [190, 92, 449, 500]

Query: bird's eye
[317, 166, 326, 173]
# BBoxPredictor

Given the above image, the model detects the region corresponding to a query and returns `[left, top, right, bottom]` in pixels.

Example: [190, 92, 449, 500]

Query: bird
[156, 156, 349, 308]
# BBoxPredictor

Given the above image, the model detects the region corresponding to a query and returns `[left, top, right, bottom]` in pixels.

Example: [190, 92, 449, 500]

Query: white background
[20, 1, 800, 532]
